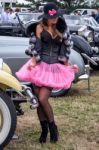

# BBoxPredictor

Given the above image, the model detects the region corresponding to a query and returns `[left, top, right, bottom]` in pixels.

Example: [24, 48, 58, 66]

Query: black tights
[34, 86, 54, 123]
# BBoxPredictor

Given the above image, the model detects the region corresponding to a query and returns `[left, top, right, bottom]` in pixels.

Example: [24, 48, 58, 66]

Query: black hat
[40, 3, 60, 19]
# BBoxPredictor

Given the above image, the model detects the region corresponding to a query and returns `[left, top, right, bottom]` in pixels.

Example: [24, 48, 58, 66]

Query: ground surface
[5, 71, 99, 150]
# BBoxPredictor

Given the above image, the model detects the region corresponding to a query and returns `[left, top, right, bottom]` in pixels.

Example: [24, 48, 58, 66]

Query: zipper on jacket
[50, 40, 53, 63]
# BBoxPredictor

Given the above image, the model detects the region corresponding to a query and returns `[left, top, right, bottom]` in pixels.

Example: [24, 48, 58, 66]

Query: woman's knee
[38, 87, 51, 104]
[39, 96, 47, 105]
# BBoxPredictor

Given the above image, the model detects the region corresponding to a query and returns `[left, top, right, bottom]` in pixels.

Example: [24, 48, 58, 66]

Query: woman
[16, 3, 78, 143]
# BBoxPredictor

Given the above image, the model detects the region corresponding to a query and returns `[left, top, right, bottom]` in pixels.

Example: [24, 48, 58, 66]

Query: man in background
[95, 8, 99, 23]
[1, 7, 10, 24]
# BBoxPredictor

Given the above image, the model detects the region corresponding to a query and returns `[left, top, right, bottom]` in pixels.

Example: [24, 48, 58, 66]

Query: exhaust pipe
[22, 85, 39, 109]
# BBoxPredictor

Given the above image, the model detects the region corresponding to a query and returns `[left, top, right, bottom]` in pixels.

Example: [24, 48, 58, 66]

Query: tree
[25, 0, 85, 7]
[65, 0, 73, 7]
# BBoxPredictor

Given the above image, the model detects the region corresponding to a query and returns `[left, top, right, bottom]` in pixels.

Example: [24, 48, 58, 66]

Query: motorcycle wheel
[0, 91, 17, 149]
[51, 88, 70, 97]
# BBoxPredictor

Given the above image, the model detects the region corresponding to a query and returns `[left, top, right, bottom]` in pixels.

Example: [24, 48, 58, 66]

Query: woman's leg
[34, 86, 48, 121]
[38, 87, 53, 122]
[38, 87, 58, 143]
[34, 86, 48, 143]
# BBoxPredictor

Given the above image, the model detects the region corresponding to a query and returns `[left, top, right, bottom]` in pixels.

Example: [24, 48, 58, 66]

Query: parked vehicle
[0, 12, 42, 36]
[63, 15, 99, 70]
[0, 35, 90, 148]
[0, 58, 39, 149]
[83, 16, 99, 32]
[71, 33, 99, 70]
[63, 15, 99, 47]
[0, 49, 96, 148]
[70, 9, 97, 16]
[63, 15, 99, 34]
[0, 36, 86, 96]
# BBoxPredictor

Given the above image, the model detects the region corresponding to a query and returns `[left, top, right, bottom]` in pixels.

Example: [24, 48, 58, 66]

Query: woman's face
[47, 17, 58, 26]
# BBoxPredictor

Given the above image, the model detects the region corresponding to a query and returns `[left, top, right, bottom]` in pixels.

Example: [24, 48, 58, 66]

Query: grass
[5, 70, 99, 150]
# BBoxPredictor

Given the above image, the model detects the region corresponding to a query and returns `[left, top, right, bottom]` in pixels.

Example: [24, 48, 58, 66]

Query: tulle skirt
[16, 59, 78, 89]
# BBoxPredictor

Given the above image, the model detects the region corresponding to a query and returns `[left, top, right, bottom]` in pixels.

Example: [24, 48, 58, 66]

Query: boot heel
[48, 122, 59, 143]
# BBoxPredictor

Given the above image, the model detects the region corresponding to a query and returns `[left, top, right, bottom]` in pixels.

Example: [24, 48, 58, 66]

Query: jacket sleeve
[58, 28, 73, 63]
[25, 33, 42, 63]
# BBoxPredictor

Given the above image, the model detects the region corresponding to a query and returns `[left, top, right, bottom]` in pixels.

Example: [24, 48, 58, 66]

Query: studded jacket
[25, 17, 73, 64]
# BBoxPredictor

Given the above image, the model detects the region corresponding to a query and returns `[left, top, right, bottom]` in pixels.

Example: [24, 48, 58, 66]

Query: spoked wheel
[0, 91, 17, 149]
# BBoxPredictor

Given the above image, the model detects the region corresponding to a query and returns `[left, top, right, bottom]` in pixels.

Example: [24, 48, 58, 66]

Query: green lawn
[5, 71, 99, 150]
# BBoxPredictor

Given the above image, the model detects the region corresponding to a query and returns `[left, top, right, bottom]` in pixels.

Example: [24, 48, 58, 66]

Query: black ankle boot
[39, 120, 48, 143]
[48, 121, 59, 143]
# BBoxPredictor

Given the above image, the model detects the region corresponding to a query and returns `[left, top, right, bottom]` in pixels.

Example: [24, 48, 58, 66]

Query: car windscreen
[83, 17, 99, 27]
[18, 13, 35, 22]
[18, 13, 42, 23]
[63, 15, 85, 25]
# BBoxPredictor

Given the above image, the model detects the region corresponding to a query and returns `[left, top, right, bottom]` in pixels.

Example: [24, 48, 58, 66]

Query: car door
[0, 36, 29, 75]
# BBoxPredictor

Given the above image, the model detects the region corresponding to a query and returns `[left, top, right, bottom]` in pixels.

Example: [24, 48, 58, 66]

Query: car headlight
[84, 31, 93, 42]
[0, 58, 3, 70]
[78, 26, 93, 42]
[78, 25, 87, 36]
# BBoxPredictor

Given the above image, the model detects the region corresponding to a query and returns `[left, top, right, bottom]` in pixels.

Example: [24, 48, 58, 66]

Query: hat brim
[38, 11, 60, 20]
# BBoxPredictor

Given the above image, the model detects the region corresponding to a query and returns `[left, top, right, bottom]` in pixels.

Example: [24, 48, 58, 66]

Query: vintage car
[70, 9, 97, 16]
[0, 12, 42, 36]
[63, 15, 99, 33]
[83, 16, 99, 33]
[0, 36, 86, 96]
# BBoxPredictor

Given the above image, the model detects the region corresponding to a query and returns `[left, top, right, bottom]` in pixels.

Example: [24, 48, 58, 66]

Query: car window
[83, 17, 99, 27]
[19, 14, 34, 22]
[31, 13, 42, 20]
[91, 17, 99, 27]
[63, 15, 85, 25]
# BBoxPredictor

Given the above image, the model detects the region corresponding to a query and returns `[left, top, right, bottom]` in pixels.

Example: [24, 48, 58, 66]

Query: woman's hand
[64, 62, 80, 73]
[71, 64, 80, 73]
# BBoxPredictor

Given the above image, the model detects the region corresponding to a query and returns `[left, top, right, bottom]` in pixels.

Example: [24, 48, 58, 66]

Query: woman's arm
[58, 28, 73, 65]
[25, 23, 43, 63]
[63, 28, 73, 61]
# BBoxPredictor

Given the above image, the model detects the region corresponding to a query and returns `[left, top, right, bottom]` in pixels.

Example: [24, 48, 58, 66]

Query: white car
[71, 9, 97, 16]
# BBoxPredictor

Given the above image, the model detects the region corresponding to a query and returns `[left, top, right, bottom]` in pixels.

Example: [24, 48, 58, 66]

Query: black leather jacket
[25, 17, 72, 64]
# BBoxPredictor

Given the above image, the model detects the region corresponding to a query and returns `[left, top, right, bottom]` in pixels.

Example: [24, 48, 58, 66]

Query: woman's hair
[41, 17, 66, 38]
[42, 17, 48, 26]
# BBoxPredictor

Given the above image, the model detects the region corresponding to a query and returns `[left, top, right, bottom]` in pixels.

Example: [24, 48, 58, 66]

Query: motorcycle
[0, 58, 39, 149]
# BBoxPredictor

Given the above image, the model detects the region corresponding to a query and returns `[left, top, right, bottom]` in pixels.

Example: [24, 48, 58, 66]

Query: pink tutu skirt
[16, 59, 78, 89]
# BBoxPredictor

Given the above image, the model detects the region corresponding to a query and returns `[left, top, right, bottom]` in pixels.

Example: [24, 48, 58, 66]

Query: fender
[0, 70, 22, 92]
[3, 62, 12, 74]
[71, 34, 93, 57]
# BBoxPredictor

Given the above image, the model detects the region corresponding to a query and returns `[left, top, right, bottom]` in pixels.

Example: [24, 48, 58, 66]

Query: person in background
[8, 8, 16, 24]
[95, 8, 99, 23]
[15, 8, 20, 13]
[77, 11, 81, 16]
[1, 7, 10, 24]
[91, 11, 96, 19]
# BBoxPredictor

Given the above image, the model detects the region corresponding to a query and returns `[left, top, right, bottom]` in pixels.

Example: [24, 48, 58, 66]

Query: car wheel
[0, 91, 17, 149]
